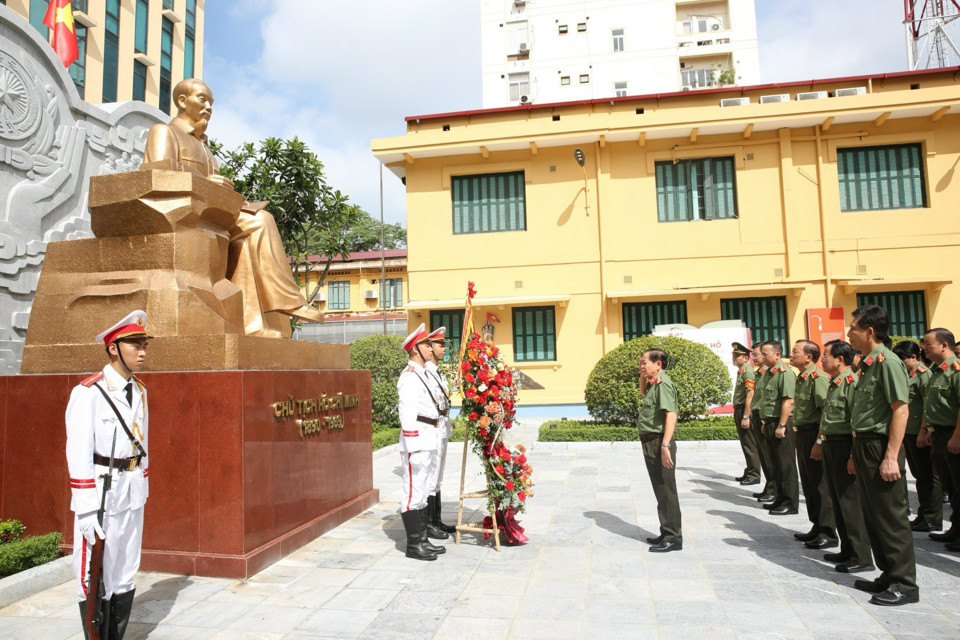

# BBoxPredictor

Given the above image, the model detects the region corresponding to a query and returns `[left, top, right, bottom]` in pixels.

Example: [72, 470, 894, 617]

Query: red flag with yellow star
[43, 0, 79, 67]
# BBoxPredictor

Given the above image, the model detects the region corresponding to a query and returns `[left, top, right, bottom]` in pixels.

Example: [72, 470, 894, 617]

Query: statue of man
[142, 79, 322, 337]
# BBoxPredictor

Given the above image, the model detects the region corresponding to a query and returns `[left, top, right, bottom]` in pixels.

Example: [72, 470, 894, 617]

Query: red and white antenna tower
[904, 1, 960, 69]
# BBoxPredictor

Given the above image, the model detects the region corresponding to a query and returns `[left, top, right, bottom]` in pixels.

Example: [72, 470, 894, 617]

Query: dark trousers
[822, 437, 872, 564]
[852, 437, 917, 595]
[735, 404, 762, 480]
[796, 426, 836, 534]
[903, 431, 943, 526]
[930, 426, 960, 530]
[763, 417, 799, 510]
[753, 409, 777, 496]
[642, 436, 682, 543]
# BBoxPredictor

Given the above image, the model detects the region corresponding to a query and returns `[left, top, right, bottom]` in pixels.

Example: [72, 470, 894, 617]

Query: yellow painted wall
[375, 70, 960, 408]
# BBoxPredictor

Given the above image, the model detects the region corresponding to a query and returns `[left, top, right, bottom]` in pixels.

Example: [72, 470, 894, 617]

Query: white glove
[78, 513, 104, 545]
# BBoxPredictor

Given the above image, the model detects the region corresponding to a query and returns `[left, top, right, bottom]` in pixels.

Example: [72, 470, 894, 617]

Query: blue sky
[202, 1, 911, 227]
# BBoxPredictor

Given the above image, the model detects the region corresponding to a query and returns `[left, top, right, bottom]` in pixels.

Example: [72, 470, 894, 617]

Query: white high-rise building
[480, 0, 761, 107]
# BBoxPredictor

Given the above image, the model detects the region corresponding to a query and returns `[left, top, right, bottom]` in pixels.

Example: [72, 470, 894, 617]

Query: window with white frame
[506, 21, 528, 53]
[508, 73, 530, 102]
[579, 74, 590, 84]
[560, 76, 571, 86]
[614, 81, 628, 97]
[681, 67, 715, 88]
[612, 28, 624, 52]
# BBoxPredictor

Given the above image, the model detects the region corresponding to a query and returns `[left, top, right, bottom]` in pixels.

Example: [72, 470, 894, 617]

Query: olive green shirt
[751, 365, 769, 414]
[758, 361, 796, 420]
[922, 355, 960, 428]
[850, 345, 909, 434]
[820, 369, 857, 436]
[638, 371, 678, 435]
[733, 364, 756, 406]
[793, 364, 829, 426]
[905, 365, 931, 435]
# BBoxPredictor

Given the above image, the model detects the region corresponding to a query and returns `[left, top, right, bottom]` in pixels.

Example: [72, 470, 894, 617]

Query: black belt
[639, 432, 661, 443]
[733, 403, 745, 410]
[853, 431, 888, 440]
[822, 433, 852, 441]
[929, 423, 954, 430]
[796, 423, 819, 432]
[439, 408, 449, 417]
[416, 415, 438, 426]
[93, 453, 142, 472]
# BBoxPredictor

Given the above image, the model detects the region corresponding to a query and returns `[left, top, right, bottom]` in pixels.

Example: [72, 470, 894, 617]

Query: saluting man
[425, 327, 457, 537]
[396, 324, 446, 561]
[732, 342, 761, 486]
[66, 310, 152, 640]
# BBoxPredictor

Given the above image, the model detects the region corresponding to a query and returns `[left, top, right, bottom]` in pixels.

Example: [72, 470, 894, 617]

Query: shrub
[0, 532, 62, 578]
[889, 335, 920, 348]
[372, 428, 400, 450]
[350, 334, 407, 428]
[585, 336, 731, 423]
[538, 416, 737, 442]
[0, 519, 26, 545]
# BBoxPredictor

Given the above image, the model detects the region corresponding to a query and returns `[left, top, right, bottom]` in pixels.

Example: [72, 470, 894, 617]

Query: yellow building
[373, 67, 960, 415]
[5, 0, 203, 111]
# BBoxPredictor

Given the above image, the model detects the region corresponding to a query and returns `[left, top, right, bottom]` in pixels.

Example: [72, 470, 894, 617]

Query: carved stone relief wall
[0, 6, 166, 373]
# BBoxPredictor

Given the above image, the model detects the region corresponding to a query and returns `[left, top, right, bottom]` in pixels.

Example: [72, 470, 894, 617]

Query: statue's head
[173, 78, 213, 136]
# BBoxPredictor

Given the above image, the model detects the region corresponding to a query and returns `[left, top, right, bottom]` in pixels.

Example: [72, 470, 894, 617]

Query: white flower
[478, 383, 487, 392]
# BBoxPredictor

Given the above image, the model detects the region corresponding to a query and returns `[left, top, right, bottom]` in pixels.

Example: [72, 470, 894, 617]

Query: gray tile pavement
[3, 421, 960, 639]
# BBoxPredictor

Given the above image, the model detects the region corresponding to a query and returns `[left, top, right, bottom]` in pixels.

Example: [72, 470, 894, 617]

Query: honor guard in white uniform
[425, 327, 457, 537]
[396, 324, 446, 560]
[66, 310, 152, 639]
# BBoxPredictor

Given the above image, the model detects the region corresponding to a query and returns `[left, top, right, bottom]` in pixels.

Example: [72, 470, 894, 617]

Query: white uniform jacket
[397, 360, 440, 453]
[66, 365, 149, 517]
[425, 362, 453, 439]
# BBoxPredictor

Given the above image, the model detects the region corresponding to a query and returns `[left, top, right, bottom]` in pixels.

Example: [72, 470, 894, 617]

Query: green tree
[350, 334, 407, 427]
[211, 137, 362, 303]
[585, 336, 731, 423]
[309, 208, 406, 254]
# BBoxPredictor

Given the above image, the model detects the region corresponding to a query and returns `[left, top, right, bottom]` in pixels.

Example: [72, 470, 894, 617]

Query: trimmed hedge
[0, 532, 62, 578]
[539, 416, 737, 442]
[350, 334, 407, 428]
[371, 415, 468, 451]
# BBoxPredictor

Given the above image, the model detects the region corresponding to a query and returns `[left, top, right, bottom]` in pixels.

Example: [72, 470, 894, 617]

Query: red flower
[461, 362, 471, 372]
[464, 373, 475, 383]
[494, 465, 504, 475]
[517, 455, 527, 464]
[465, 388, 477, 398]
[505, 481, 515, 490]
[518, 491, 526, 501]
[468, 412, 478, 421]
[468, 281, 476, 298]
[503, 450, 512, 462]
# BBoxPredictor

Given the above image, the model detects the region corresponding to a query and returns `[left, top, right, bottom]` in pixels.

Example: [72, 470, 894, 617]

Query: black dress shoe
[944, 541, 960, 552]
[645, 535, 664, 545]
[762, 501, 780, 510]
[794, 527, 818, 541]
[870, 588, 919, 606]
[823, 551, 848, 563]
[752, 491, 767, 498]
[929, 527, 958, 542]
[836, 559, 874, 573]
[769, 505, 799, 516]
[910, 519, 940, 532]
[854, 578, 887, 594]
[649, 540, 682, 553]
[735, 474, 747, 482]
[740, 477, 761, 486]
[757, 494, 776, 503]
[804, 534, 838, 549]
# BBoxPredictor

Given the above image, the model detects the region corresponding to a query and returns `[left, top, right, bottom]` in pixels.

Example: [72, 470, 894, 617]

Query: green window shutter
[838, 143, 925, 212]
[512, 306, 556, 362]
[656, 157, 736, 222]
[430, 310, 465, 363]
[856, 291, 927, 339]
[328, 281, 350, 310]
[134, 0, 149, 54]
[452, 172, 526, 234]
[622, 301, 688, 342]
[720, 296, 788, 347]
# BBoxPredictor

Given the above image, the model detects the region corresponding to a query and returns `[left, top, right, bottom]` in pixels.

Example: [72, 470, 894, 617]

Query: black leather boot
[419, 507, 446, 554]
[78, 598, 110, 640]
[110, 589, 136, 639]
[401, 509, 437, 560]
[425, 495, 450, 540]
[434, 490, 457, 534]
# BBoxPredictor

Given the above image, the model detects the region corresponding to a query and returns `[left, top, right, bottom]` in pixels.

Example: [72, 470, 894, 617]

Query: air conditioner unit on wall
[520, 94, 530, 103]
[833, 86, 866, 97]
[759, 94, 790, 104]
[796, 91, 828, 100]
[720, 97, 750, 107]
[315, 291, 326, 302]
[364, 289, 378, 299]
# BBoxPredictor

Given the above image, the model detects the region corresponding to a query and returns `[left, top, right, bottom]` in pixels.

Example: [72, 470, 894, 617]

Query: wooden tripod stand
[454, 436, 501, 551]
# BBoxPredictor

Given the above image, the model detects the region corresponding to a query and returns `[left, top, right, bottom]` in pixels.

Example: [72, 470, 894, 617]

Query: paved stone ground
[2, 421, 959, 639]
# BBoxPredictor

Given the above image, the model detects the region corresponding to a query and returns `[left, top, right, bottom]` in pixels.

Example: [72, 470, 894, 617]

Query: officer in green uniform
[732, 342, 761, 485]
[894, 340, 941, 533]
[751, 344, 777, 503]
[638, 348, 682, 553]
[790, 340, 837, 548]
[758, 340, 799, 515]
[813, 340, 874, 573]
[918, 328, 960, 548]
[847, 305, 918, 606]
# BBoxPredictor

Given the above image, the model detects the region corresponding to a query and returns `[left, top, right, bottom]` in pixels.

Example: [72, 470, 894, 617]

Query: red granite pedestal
[0, 369, 379, 578]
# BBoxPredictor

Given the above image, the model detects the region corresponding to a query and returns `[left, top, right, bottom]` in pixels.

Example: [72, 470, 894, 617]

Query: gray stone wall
[0, 6, 166, 373]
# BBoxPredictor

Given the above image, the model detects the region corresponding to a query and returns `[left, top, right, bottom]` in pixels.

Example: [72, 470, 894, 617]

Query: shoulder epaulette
[811, 371, 819, 379]
[877, 353, 886, 363]
[845, 373, 855, 384]
[953, 361, 960, 372]
[649, 376, 662, 385]
[404, 365, 414, 372]
[80, 372, 104, 387]
[738, 366, 745, 375]
[857, 369, 863, 377]
[917, 365, 928, 373]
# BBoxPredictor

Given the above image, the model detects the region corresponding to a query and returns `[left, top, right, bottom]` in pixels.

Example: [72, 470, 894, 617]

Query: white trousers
[430, 437, 449, 494]
[401, 450, 436, 512]
[73, 507, 143, 601]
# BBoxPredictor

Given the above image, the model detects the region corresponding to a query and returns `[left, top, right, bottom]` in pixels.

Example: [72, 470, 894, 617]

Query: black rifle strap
[413, 370, 441, 411]
[92, 383, 147, 458]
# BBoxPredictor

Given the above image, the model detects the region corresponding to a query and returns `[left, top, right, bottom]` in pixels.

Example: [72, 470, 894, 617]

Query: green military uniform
[923, 355, 960, 536]
[639, 371, 682, 544]
[903, 364, 941, 528]
[752, 364, 777, 497]
[851, 345, 916, 596]
[794, 364, 836, 536]
[734, 360, 761, 482]
[820, 369, 872, 566]
[758, 361, 799, 510]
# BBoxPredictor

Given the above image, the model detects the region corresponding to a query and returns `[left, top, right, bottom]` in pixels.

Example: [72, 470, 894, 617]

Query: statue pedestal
[0, 369, 379, 578]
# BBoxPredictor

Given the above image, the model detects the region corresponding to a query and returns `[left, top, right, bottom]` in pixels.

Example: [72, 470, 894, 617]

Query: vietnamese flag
[43, 0, 79, 67]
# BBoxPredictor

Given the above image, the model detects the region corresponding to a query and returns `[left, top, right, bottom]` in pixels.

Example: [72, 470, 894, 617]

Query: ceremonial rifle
[82, 427, 117, 640]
